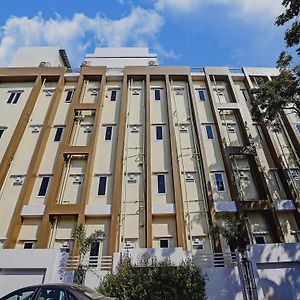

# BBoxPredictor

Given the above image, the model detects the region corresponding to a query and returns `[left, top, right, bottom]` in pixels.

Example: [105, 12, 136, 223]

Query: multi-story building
[0, 48, 299, 295]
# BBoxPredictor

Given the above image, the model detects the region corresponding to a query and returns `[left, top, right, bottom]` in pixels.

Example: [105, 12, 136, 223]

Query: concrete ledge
[214, 201, 237, 212]
[85, 204, 112, 216]
[274, 200, 295, 211]
[21, 205, 45, 216]
[152, 203, 176, 215]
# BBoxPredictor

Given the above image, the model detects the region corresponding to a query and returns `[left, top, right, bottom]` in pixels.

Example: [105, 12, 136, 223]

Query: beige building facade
[0, 47, 299, 260]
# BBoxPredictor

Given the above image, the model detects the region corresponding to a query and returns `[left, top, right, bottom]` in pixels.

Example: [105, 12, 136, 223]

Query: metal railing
[65, 255, 113, 271]
[192, 252, 238, 267]
[190, 67, 205, 73]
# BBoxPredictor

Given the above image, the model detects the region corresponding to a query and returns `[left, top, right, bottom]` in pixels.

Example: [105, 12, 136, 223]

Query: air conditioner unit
[74, 175, 82, 184]
[132, 89, 140, 95]
[32, 126, 40, 133]
[39, 61, 51, 67]
[84, 126, 92, 133]
[80, 61, 91, 67]
[131, 126, 139, 133]
[227, 125, 235, 133]
[90, 90, 98, 96]
[238, 171, 249, 180]
[148, 60, 157, 66]
[179, 125, 188, 132]
[128, 174, 137, 183]
[45, 90, 54, 97]
[124, 240, 134, 248]
[290, 170, 299, 180]
[222, 110, 231, 115]
[15, 176, 24, 185]
[185, 173, 195, 182]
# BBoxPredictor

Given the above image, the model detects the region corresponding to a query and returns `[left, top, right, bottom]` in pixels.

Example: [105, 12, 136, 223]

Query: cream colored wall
[152, 216, 177, 248]
[0, 82, 34, 161]
[81, 80, 100, 104]
[247, 212, 272, 243]
[211, 80, 233, 103]
[88, 81, 122, 206]
[277, 212, 298, 243]
[119, 80, 146, 249]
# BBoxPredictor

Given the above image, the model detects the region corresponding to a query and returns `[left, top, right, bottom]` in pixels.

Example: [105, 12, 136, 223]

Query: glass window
[105, 126, 112, 141]
[89, 241, 100, 267]
[254, 236, 266, 244]
[54, 127, 64, 142]
[205, 125, 214, 140]
[98, 176, 107, 196]
[7, 92, 22, 104]
[296, 124, 300, 135]
[65, 90, 74, 103]
[156, 126, 163, 140]
[23, 242, 34, 249]
[2, 287, 36, 300]
[160, 239, 169, 248]
[38, 176, 50, 197]
[198, 89, 206, 101]
[214, 173, 225, 192]
[38, 288, 65, 300]
[0, 129, 4, 139]
[111, 90, 117, 101]
[154, 89, 161, 100]
[157, 174, 166, 194]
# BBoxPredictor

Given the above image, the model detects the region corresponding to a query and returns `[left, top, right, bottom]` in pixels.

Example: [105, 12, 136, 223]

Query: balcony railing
[65, 255, 113, 271]
[192, 252, 238, 267]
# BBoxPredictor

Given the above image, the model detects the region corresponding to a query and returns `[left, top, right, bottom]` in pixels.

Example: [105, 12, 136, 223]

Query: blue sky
[0, 0, 288, 68]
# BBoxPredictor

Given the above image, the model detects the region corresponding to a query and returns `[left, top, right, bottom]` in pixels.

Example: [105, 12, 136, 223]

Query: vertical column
[165, 74, 186, 249]
[4, 72, 65, 248]
[108, 74, 129, 256]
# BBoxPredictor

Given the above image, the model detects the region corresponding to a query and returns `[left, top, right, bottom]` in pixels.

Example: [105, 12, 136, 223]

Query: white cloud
[154, 0, 283, 19]
[0, 7, 166, 66]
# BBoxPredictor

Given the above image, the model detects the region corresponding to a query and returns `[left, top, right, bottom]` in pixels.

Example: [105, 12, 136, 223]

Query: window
[214, 173, 225, 192]
[105, 126, 112, 141]
[23, 242, 34, 249]
[54, 127, 64, 142]
[65, 90, 74, 103]
[205, 125, 214, 139]
[160, 239, 169, 248]
[156, 126, 163, 140]
[111, 90, 117, 101]
[38, 176, 50, 197]
[198, 89, 206, 101]
[89, 241, 100, 267]
[98, 176, 107, 196]
[7, 91, 22, 104]
[2, 287, 37, 300]
[0, 128, 5, 139]
[157, 174, 166, 194]
[254, 235, 266, 244]
[38, 288, 65, 300]
[296, 124, 300, 135]
[154, 89, 161, 100]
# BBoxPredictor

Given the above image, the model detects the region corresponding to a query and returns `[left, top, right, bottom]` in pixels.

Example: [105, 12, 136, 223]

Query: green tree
[211, 213, 249, 254]
[251, 1, 300, 127]
[99, 255, 207, 300]
[71, 223, 105, 284]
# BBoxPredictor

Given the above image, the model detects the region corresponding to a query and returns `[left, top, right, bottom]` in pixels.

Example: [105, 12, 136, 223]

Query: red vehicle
[0, 283, 115, 300]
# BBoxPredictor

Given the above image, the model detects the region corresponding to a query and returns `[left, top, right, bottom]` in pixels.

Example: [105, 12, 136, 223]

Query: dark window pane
[3, 288, 36, 300]
[254, 236, 266, 244]
[105, 126, 112, 141]
[7, 92, 15, 104]
[111, 90, 117, 101]
[160, 239, 169, 248]
[296, 124, 300, 135]
[38, 176, 50, 196]
[156, 126, 163, 140]
[38, 289, 65, 300]
[54, 127, 64, 142]
[98, 176, 107, 195]
[0, 129, 4, 139]
[154, 89, 160, 100]
[215, 173, 225, 192]
[65, 90, 74, 103]
[157, 175, 166, 193]
[13, 92, 21, 104]
[89, 241, 100, 267]
[24, 242, 33, 249]
[205, 125, 214, 139]
[198, 89, 206, 101]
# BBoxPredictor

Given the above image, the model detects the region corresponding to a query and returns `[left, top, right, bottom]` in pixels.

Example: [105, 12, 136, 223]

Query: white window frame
[214, 172, 226, 192]
[104, 126, 113, 141]
[157, 174, 167, 195]
[205, 125, 214, 140]
[159, 239, 169, 248]
[155, 125, 164, 140]
[97, 176, 108, 196]
[37, 176, 51, 197]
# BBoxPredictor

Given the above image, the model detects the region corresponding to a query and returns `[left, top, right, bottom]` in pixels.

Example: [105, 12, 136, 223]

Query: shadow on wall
[204, 266, 244, 300]
[249, 243, 300, 300]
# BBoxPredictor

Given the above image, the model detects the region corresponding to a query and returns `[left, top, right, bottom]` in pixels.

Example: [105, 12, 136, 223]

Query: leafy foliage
[71, 223, 105, 284]
[251, 53, 300, 130]
[211, 213, 248, 254]
[275, 0, 300, 54]
[99, 255, 207, 300]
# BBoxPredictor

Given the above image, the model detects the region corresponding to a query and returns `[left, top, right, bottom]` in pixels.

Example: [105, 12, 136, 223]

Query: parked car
[0, 283, 115, 300]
